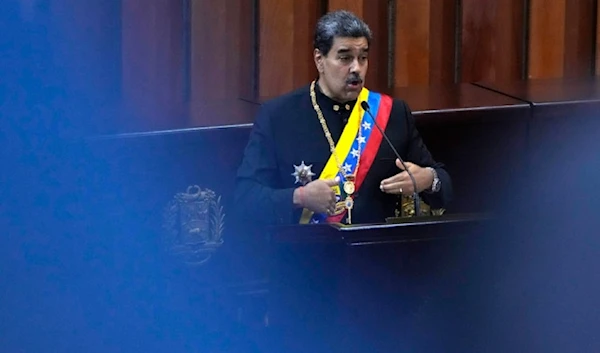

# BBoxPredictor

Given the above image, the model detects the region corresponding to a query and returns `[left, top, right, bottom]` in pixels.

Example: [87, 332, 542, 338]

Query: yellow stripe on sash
[299, 88, 370, 224]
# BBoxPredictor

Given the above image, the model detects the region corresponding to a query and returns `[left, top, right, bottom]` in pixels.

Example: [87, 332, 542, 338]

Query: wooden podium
[266, 214, 494, 352]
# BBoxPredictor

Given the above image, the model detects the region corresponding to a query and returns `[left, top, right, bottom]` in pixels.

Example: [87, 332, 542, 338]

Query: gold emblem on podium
[162, 185, 225, 266]
[395, 195, 446, 217]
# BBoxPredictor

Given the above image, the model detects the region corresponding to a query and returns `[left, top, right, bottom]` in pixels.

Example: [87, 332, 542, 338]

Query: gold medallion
[343, 181, 355, 195]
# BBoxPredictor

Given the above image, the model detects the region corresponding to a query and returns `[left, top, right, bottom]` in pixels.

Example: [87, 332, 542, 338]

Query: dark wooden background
[39, 0, 600, 132]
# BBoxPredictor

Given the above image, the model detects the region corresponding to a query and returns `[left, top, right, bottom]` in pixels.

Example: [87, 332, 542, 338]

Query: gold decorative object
[162, 185, 225, 266]
[395, 195, 446, 218]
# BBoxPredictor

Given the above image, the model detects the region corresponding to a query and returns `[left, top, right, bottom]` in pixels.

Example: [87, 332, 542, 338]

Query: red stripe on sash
[355, 94, 392, 191]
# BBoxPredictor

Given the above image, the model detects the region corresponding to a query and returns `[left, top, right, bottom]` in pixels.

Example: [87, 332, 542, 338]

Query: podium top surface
[270, 213, 492, 246]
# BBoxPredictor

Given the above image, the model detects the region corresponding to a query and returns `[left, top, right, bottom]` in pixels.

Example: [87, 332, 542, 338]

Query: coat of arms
[162, 185, 225, 266]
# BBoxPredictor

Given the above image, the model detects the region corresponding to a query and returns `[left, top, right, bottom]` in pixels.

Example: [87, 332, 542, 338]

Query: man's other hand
[379, 159, 434, 195]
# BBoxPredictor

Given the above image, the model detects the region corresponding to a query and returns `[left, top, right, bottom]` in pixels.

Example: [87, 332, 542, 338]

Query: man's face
[314, 36, 369, 102]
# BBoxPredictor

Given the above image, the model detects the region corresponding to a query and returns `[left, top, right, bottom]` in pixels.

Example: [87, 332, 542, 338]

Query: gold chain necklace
[310, 80, 363, 223]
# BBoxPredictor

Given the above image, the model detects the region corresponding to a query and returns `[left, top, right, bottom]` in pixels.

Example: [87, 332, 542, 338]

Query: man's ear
[314, 48, 324, 73]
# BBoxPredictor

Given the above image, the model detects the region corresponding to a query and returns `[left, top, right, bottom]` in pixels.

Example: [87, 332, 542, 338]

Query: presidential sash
[299, 88, 393, 224]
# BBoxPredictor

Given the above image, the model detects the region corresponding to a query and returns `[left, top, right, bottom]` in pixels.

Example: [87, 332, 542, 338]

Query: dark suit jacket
[235, 83, 452, 225]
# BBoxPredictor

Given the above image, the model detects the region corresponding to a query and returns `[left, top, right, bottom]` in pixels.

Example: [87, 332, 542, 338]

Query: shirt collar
[315, 81, 357, 113]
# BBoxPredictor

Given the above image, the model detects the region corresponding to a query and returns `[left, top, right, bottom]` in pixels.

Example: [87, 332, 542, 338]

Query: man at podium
[235, 10, 452, 226]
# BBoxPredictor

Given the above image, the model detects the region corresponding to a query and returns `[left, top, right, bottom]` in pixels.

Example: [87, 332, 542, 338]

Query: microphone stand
[361, 101, 421, 216]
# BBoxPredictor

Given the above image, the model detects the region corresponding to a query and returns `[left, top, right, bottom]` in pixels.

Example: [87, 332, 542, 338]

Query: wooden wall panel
[429, 0, 458, 85]
[461, 0, 524, 82]
[528, 0, 566, 79]
[258, 0, 321, 99]
[563, 0, 595, 78]
[529, 0, 596, 79]
[259, 1, 293, 98]
[192, 0, 229, 102]
[238, 0, 257, 102]
[328, 0, 390, 92]
[293, 1, 322, 87]
[328, 0, 363, 18]
[394, 0, 456, 87]
[596, 1, 600, 76]
[190, 0, 258, 126]
[395, 0, 431, 86]
[48, 0, 122, 134]
[121, 0, 185, 130]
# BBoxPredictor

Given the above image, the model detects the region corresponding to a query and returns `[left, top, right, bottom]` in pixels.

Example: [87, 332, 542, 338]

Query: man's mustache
[346, 75, 363, 84]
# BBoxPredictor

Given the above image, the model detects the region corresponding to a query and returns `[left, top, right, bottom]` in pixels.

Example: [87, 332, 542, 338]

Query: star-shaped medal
[291, 161, 316, 185]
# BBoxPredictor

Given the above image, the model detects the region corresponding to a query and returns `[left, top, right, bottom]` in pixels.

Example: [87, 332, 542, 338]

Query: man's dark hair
[313, 10, 372, 56]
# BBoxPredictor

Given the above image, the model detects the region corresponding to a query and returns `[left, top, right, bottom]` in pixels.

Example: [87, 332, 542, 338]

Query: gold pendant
[343, 181, 355, 195]
[344, 196, 354, 224]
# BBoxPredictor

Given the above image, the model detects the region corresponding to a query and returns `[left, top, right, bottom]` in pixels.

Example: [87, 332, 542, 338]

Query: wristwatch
[425, 167, 441, 193]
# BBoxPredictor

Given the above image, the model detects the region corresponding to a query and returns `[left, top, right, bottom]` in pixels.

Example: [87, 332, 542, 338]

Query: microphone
[360, 101, 421, 217]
